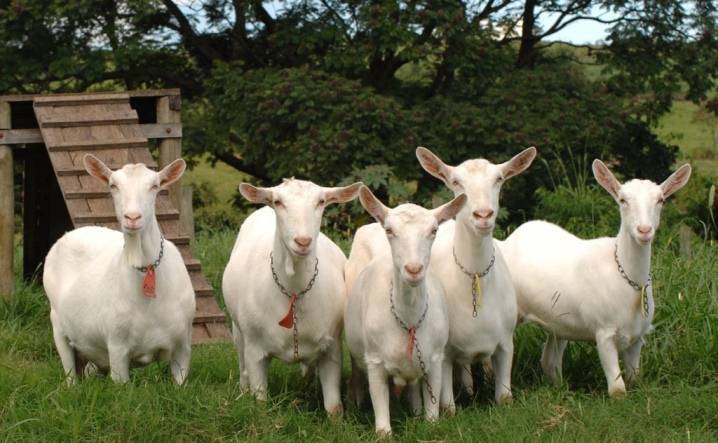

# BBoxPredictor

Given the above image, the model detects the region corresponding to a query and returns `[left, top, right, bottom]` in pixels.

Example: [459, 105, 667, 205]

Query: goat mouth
[290, 247, 312, 257]
[122, 225, 142, 233]
[403, 272, 424, 285]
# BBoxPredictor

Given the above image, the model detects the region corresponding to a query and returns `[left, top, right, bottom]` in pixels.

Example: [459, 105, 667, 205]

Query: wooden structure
[0, 89, 229, 344]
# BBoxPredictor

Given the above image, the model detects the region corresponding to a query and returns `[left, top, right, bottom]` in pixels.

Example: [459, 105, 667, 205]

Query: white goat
[499, 160, 691, 396]
[43, 155, 195, 384]
[414, 146, 537, 409]
[222, 178, 361, 416]
[345, 186, 466, 436]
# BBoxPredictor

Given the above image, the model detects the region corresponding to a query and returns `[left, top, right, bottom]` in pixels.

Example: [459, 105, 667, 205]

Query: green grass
[2, 228, 717, 441]
[655, 100, 718, 176]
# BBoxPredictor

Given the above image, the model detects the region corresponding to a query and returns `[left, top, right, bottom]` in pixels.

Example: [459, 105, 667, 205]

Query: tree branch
[215, 151, 271, 183]
[161, 0, 223, 63]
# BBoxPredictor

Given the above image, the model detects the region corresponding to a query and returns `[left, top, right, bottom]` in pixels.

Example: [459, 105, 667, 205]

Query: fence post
[0, 100, 13, 301]
[156, 95, 193, 238]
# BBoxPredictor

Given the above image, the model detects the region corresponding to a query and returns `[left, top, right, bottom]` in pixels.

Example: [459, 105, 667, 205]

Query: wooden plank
[0, 102, 12, 300]
[157, 97, 182, 210]
[140, 123, 182, 139]
[34, 93, 130, 107]
[1, 124, 182, 145]
[73, 210, 178, 224]
[205, 323, 231, 340]
[65, 189, 168, 199]
[0, 128, 41, 144]
[48, 139, 148, 151]
[35, 104, 138, 128]
[1, 89, 180, 103]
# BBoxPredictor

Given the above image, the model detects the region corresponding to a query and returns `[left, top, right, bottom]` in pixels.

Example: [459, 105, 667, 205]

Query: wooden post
[0, 100, 13, 301]
[156, 96, 194, 237]
[180, 186, 195, 241]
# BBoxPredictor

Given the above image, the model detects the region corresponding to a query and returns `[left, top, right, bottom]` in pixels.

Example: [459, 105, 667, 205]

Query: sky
[539, 13, 612, 44]
[178, 2, 613, 45]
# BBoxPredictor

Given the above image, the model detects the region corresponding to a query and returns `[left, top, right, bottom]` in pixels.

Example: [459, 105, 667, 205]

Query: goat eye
[110, 184, 118, 191]
[318, 198, 326, 206]
[657, 198, 665, 205]
[496, 176, 504, 184]
[431, 227, 438, 236]
[385, 228, 394, 236]
[452, 180, 461, 188]
[619, 198, 627, 205]
[273, 200, 283, 207]
[150, 184, 159, 191]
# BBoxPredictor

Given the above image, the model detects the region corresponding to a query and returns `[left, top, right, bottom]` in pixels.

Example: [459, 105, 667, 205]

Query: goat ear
[324, 182, 362, 204]
[660, 164, 692, 198]
[358, 186, 389, 224]
[501, 146, 537, 179]
[83, 154, 112, 185]
[239, 183, 272, 205]
[434, 194, 467, 224]
[416, 146, 453, 186]
[158, 159, 186, 189]
[592, 159, 621, 200]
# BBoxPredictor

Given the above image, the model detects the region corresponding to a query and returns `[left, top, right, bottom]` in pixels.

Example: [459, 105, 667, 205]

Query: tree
[0, 0, 711, 221]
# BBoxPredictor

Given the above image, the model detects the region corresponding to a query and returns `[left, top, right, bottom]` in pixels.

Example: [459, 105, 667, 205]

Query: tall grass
[2, 210, 717, 440]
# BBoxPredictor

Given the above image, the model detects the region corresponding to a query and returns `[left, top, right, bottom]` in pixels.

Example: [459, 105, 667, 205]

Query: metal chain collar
[452, 246, 495, 317]
[614, 243, 652, 318]
[270, 252, 320, 359]
[388, 281, 436, 405]
[133, 236, 165, 273]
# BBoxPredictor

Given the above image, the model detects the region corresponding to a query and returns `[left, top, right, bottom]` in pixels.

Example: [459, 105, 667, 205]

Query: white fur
[222, 178, 361, 416]
[499, 160, 691, 396]
[345, 186, 464, 435]
[415, 146, 536, 408]
[43, 156, 195, 385]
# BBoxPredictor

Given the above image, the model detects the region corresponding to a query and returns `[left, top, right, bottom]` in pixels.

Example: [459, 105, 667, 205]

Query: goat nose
[294, 236, 312, 248]
[124, 212, 142, 222]
[473, 209, 494, 219]
[404, 263, 423, 275]
[637, 225, 653, 234]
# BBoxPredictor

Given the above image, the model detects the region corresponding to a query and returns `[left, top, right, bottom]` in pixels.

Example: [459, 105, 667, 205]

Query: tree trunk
[516, 0, 538, 68]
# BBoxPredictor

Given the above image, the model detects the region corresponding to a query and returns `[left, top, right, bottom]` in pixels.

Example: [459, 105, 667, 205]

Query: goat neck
[123, 216, 163, 269]
[391, 268, 429, 323]
[453, 215, 494, 274]
[615, 225, 652, 286]
[271, 228, 318, 291]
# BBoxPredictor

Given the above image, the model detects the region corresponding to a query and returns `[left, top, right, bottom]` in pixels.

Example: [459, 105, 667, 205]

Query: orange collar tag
[278, 293, 298, 328]
[142, 265, 156, 298]
[406, 327, 416, 360]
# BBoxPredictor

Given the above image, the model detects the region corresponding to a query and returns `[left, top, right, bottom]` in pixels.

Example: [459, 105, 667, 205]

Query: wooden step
[64, 189, 167, 199]
[195, 295, 224, 316]
[34, 93, 130, 107]
[192, 323, 231, 344]
[37, 106, 139, 128]
[185, 258, 201, 272]
[73, 209, 178, 224]
[47, 137, 148, 151]
[190, 271, 214, 297]
[194, 311, 227, 323]
[57, 162, 158, 176]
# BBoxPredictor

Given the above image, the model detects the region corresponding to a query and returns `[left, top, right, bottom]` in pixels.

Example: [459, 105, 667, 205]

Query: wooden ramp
[32, 93, 229, 344]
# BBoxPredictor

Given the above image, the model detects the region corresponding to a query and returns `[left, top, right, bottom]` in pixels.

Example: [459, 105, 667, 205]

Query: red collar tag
[142, 265, 156, 298]
[406, 327, 416, 360]
[278, 293, 298, 328]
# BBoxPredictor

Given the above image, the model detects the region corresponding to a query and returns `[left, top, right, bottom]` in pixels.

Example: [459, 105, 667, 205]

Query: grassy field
[2, 224, 717, 441]
[3, 62, 718, 440]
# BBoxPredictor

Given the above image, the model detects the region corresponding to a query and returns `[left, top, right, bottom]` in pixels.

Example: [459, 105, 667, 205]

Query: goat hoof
[441, 404, 456, 417]
[497, 392, 513, 406]
[376, 429, 392, 439]
[328, 404, 344, 418]
[609, 386, 627, 399]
